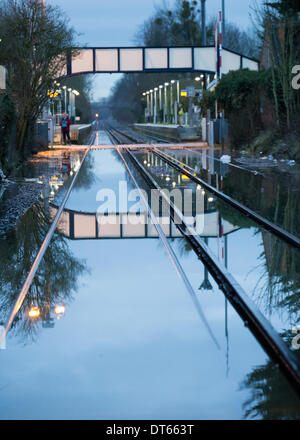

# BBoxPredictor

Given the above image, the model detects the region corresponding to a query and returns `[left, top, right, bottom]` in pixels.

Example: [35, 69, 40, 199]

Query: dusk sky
[47, 0, 263, 100]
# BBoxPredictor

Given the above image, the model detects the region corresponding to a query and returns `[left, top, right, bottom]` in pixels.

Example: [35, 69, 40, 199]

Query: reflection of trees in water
[240, 333, 300, 420]
[71, 151, 96, 190]
[253, 232, 300, 325]
[215, 187, 300, 326]
[0, 202, 88, 343]
[250, 188, 300, 325]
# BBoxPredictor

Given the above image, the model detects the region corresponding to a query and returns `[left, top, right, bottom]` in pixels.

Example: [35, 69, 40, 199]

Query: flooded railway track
[105, 125, 300, 396]
[1, 127, 300, 419]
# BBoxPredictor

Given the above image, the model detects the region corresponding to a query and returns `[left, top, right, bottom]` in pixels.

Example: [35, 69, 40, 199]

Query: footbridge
[57, 45, 259, 78]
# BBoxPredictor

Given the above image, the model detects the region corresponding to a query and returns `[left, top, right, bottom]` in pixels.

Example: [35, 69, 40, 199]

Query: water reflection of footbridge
[50, 205, 240, 240]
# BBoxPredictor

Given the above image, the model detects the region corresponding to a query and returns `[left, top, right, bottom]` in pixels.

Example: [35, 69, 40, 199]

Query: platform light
[171, 80, 176, 84]
[208, 197, 214, 202]
[54, 305, 66, 316]
[172, 182, 176, 187]
[166, 176, 170, 182]
[28, 306, 40, 319]
[159, 85, 163, 89]
[164, 82, 169, 86]
[62, 85, 67, 90]
[195, 76, 201, 81]
[202, 190, 206, 195]
[154, 87, 158, 91]
[197, 184, 202, 190]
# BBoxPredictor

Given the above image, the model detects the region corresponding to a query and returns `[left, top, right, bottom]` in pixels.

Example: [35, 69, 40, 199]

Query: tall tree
[0, 0, 78, 161]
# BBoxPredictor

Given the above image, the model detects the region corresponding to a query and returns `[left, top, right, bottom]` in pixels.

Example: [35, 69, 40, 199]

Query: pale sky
[47, 0, 262, 100]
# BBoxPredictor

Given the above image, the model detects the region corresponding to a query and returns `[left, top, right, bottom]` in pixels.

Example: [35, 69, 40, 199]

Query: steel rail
[105, 123, 145, 145]
[151, 148, 300, 250]
[0, 134, 96, 346]
[115, 146, 220, 350]
[126, 147, 300, 395]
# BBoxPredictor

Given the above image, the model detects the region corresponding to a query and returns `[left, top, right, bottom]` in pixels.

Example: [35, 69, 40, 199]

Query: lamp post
[170, 80, 176, 124]
[154, 87, 158, 123]
[150, 89, 153, 123]
[142, 92, 146, 122]
[222, 0, 225, 46]
[146, 91, 150, 122]
[159, 85, 163, 122]
[68, 88, 72, 116]
[72, 90, 80, 120]
[164, 82, 169, 123]
[62, 86, 67, 113]
[174, 80, 180, 124]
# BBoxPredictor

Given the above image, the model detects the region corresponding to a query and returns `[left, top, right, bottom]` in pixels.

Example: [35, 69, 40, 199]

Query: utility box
[213, 119, 228, 144]
[35, 120, 49, 147]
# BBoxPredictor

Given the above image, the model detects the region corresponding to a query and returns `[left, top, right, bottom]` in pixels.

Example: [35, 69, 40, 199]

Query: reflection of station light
[202, 190, 205, 195]
[172, 182, 176, 187]
[147, 163, 151, 167]
[197, 184, 202, 190]
[143, 160, 147, 165]
[208, 197, 214, 202]
[28, 306, 40, 319]
[166, 176, 170, 182]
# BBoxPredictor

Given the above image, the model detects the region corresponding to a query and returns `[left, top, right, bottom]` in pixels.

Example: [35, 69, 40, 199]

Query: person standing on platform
[178, 105, 184, 126]
[60, 113, 72, 145]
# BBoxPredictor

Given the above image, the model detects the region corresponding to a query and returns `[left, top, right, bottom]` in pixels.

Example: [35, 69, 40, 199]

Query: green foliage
[214, 69, 273, 147]
[200, 90, 216, 117]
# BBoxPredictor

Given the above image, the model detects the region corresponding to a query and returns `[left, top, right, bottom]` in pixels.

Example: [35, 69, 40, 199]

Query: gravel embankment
[0, 182, 44, 235]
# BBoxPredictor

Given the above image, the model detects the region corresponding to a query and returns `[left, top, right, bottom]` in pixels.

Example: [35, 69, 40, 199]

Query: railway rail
[106, 125, 300, 396]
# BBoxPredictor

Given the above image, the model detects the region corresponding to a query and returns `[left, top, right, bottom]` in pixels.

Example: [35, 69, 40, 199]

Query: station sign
[180, 88, 203, 99]
[186, 86, 196, 97]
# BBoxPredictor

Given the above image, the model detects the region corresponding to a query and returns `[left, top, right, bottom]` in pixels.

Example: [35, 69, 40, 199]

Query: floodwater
[165, 148, 300, 238]
[132, 150, 300, 340]
[0, 133, 300, 420]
